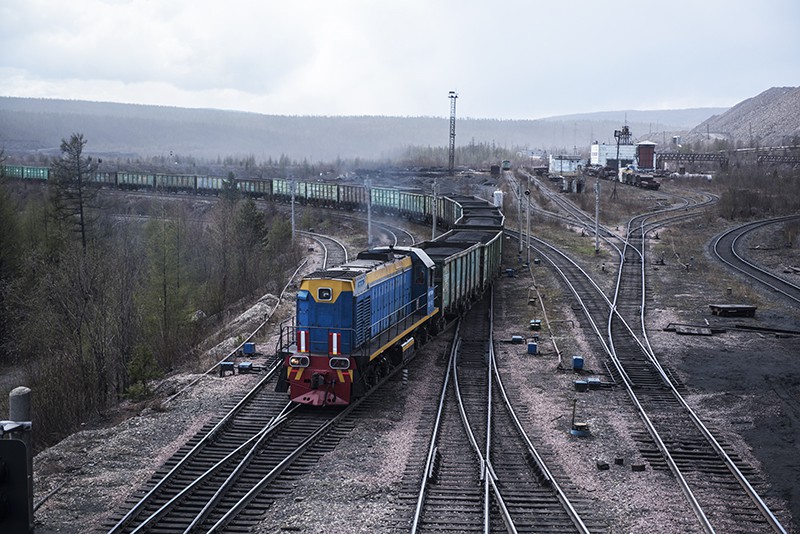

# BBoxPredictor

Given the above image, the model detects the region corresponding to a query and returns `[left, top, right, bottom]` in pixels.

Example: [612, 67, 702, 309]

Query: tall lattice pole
[448, 91, 458, 176]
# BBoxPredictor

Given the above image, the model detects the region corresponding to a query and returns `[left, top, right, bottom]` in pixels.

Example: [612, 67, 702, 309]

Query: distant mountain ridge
[542, 108, 727, 130]
[0, 94, 784, 162]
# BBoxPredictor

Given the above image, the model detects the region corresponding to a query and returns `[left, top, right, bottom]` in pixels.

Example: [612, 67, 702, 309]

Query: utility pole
[525, 173, 531, 265]
[517, 178, 523, 256]
[431, 177, 437, 240]
[448, 91, 458, 176]
[366, 177, 372, 246]
[594, 178, 600, 254]
[290, 177, 296, 242]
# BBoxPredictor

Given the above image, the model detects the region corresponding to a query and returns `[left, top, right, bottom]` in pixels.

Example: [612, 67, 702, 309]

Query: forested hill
[0, 97, 723, 162]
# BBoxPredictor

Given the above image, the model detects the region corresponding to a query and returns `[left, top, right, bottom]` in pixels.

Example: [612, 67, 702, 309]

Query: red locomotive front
[281, 331, 356, 406]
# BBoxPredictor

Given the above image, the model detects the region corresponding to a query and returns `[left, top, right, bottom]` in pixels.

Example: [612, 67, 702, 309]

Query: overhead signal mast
[448, 91, 458, 176]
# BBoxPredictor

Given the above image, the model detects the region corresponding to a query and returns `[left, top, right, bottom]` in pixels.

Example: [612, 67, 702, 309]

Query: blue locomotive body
[278, 247, 438, 406]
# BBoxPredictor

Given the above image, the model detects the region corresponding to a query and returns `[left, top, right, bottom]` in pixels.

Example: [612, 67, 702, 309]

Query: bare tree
[51, 133, 100, 251]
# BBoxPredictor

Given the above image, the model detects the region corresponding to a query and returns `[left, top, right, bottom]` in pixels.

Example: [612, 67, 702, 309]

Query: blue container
[574, 380, 588, 392]
[527, 342, 538, 354]
[572, 355, 584, 370]
[243, 342, 256, 355]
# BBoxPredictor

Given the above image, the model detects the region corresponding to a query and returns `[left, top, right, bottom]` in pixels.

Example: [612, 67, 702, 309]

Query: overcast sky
[1, 0, 797, 120]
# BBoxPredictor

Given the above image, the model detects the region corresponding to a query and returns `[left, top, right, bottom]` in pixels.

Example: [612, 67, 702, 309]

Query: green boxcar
[238, 178, 271, 197]
[372, 188, 399, 213]
[339, 184, 366, 209]
[2, 165, 26, 179]
[272, 179, 291, 198]
[156, 173, 196, 191]
[399, 191, 427, 221]
[90, 171, 116, 185]
[118, 171, 155, 189]
[23, 166, 50, 180]
[415, 240, 481, 317]
[197, 175, 222, 192]
[306, 182, 336, 205]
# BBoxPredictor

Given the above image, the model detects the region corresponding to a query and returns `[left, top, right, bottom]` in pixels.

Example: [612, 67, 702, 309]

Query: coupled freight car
[275, 196, 504, 406]
[1, 164, 464, 230]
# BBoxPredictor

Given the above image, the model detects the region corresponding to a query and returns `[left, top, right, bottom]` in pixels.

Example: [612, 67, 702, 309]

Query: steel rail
[298, 230, 349, 268]
[489, 308, 591, 534]
[450, 297, 515, 534]
[608, 214, 715, 534]
[106, 368, 282, 533]
[534, 229, 713, 532]
[409, 326, 461, 534]
[333, 212, 418, 246]
[712, 215, 800, 304]
[206, 357, 407, 532]
[181, 404, 299, 533]
[126, 404, 298, 533]
[607, 201, 787, 534]
[483, 290, 517, 534]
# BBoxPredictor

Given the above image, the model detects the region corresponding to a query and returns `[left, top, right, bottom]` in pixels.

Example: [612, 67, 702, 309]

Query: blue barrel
[527, 342, 538, 354]
[572, 355, 584, 370]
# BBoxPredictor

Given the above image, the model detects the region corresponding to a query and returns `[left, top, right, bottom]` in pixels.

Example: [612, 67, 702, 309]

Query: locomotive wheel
[363, 366, 378, 388]
[389, 346, 403, 367]
[378, 357, 390, 378]
[414, 328, 427, 346]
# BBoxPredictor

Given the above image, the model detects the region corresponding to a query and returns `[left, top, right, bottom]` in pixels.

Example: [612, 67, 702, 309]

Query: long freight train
[274, 196, 504, 406]
[1, 164, 463, 228]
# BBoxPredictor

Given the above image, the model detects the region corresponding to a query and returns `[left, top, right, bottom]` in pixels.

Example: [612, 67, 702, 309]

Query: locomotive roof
[372, 246, 435, 269]
[304, 255, 407, 280]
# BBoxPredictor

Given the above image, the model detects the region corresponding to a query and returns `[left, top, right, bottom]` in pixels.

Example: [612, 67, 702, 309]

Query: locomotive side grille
[355, 296, 371, 347]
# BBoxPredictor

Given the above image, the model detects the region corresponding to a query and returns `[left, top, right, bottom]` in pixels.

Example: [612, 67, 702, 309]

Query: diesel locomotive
[274, 196, 504, 406]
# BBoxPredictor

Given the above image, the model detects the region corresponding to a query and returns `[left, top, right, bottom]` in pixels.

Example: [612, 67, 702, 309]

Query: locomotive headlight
[289, 355, 310, 367]
[329, 357, 350, 370]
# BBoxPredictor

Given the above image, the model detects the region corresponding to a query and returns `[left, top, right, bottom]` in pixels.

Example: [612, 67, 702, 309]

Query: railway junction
[22, 170, 800, 533]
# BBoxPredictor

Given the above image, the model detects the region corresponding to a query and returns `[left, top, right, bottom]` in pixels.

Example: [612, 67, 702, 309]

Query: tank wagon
[275, 197, 504, 406]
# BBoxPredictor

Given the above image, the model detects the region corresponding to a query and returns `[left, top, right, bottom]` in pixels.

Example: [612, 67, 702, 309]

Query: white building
[548, 154, 585, 176]
[590, 142, 637, 168]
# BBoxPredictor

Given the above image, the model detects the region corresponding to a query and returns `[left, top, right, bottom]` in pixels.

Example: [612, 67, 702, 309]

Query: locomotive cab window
[318, 288, 333, 301]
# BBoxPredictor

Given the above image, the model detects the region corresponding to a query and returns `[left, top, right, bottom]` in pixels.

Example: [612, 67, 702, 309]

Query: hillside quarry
[688, 86, 800, 146]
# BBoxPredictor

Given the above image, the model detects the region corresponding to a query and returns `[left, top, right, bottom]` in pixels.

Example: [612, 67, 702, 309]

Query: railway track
[527, 209, 789, 532]
[610, 211, 786, 533]
[103, 358, 412, 533]
[298, 230, 349, 268]
[711, 215, 800, 305]
[503, 173, 789, 531]
[334, 213, 418, 247]
[404, 295, 599, 533]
